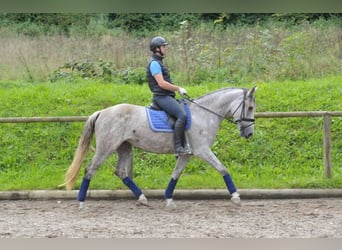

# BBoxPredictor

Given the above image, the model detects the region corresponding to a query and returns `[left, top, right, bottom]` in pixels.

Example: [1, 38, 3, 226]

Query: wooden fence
[1, 111, 342, 178]
[255, 111, 342, 178]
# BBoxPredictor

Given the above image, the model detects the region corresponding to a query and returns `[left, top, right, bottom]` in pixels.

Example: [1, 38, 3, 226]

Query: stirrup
[175, 146, 193, 156]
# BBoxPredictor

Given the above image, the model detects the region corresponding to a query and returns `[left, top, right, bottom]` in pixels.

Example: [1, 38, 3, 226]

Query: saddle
[145, 99, 191, 133]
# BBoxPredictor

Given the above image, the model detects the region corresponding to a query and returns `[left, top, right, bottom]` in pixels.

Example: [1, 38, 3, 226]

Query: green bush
[50, 59, 146, 84]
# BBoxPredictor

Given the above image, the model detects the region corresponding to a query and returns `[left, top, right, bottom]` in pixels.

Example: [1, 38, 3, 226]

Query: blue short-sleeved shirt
[149, 61, 162, 76]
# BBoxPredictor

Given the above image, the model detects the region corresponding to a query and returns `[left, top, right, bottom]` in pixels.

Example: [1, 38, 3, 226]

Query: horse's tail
[59, 111, 101, 190]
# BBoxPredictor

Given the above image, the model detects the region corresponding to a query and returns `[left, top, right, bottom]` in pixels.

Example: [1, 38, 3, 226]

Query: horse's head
[231, 86, 257, 139]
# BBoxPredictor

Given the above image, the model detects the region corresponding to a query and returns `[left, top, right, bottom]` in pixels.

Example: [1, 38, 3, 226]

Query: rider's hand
[178, 87, 187, 96]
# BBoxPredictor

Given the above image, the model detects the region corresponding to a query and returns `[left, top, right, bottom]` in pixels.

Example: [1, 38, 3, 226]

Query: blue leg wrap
[165, 178, 178, 199]
[123, 177, 142, 198]
[78, 178, 90, 202]
[223, 174, 237, 194]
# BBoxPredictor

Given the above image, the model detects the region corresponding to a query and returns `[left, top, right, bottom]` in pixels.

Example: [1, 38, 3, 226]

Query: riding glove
[178, 87, 187, 96]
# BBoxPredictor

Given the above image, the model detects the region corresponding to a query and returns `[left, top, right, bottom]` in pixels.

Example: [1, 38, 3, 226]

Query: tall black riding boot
[174, 123, 192, 156]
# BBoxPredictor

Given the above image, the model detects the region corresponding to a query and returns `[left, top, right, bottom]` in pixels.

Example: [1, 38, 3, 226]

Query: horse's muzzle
[239, 120, 254, 139]
[244, 132, 253, 139]
[240, 127, 254, 139]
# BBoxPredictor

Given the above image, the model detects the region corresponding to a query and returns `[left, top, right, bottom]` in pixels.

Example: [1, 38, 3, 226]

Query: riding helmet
[150, 36, 168, 52]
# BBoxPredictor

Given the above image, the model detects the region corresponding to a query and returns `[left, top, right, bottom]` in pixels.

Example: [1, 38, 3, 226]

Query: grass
[0, 76, 342, 191]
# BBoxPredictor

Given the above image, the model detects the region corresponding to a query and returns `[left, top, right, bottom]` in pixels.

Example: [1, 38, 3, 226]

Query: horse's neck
[196, 88, 243, 116]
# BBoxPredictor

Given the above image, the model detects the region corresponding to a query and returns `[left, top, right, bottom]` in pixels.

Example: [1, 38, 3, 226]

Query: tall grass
[0, 33, 150, 82]
[0, 19, 341, 83]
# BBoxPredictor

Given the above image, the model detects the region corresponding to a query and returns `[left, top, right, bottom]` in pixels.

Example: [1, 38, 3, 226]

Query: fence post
[323, 114, 332, 178]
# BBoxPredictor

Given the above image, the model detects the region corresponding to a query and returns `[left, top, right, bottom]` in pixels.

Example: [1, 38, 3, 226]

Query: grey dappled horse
[60, 86, 257, 209]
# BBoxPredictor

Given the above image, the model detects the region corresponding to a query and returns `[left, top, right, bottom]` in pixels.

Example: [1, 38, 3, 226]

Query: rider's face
[159, 45, 168, 55]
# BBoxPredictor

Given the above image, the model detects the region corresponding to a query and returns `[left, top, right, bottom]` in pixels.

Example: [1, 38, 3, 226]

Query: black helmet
[150, 36, 168, 52]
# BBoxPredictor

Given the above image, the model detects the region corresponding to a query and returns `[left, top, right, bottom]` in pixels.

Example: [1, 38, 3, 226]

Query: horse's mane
[195, 87, 247, 101]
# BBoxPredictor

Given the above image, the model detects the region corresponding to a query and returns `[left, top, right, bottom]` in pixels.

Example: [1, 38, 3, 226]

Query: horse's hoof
[137, 194, 149, 206]
[165, 199, 177, 209]
[231, 192, 242, 206]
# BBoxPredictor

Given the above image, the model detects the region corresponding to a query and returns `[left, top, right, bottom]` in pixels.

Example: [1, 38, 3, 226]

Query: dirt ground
[0, 198, 341, 238]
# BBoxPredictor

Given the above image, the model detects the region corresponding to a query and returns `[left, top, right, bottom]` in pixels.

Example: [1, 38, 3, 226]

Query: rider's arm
[150, 61, 181, 92]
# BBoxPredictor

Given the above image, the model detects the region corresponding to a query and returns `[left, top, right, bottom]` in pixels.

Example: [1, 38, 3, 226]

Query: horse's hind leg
[164, 155, 191, 209]
[114, 142, 133, 179]
[78, 151, 111, 209]
[115, 142, 147, 205]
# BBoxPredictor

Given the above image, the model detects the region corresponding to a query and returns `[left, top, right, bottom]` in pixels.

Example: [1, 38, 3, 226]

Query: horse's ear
[247, 86, 257, 97]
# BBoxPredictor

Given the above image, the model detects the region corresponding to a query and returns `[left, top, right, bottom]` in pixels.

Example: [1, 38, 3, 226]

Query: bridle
[230, 90, 255, 129]
[183, 90, 255, 128]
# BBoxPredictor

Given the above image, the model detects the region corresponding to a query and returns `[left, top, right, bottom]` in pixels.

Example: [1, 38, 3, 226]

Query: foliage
[0, 77, 341, 190]
[50, 59, 146, 84]
[166, 18, 342, 84]
[0, 13, 104, 36]
[1, 14, 341, 36]
[108, 13, 202, 35]
[1, 16, 341, 83]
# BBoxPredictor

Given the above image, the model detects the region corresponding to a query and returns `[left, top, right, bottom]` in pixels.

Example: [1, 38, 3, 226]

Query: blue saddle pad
[145, 100, 191, 133]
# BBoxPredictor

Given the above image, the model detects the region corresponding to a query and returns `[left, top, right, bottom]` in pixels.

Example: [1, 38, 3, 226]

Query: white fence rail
[1, 111, 342, 178]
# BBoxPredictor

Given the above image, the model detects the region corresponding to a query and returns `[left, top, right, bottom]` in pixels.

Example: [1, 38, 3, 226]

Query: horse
[59, 86, 257, 209]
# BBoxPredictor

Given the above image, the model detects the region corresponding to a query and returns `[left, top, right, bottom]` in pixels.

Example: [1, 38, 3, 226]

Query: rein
[183, 91, 255, 127]
[183, 94, 227, 121]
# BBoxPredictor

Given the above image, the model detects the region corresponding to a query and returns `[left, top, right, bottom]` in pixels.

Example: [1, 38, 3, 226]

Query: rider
[146, 36, 192, 156]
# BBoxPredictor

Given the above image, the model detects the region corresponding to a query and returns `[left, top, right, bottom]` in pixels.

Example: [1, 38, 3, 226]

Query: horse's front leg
[115, 142, 148, 206]
[197, 149, 241, 206]
[164, 155, 191, 209]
